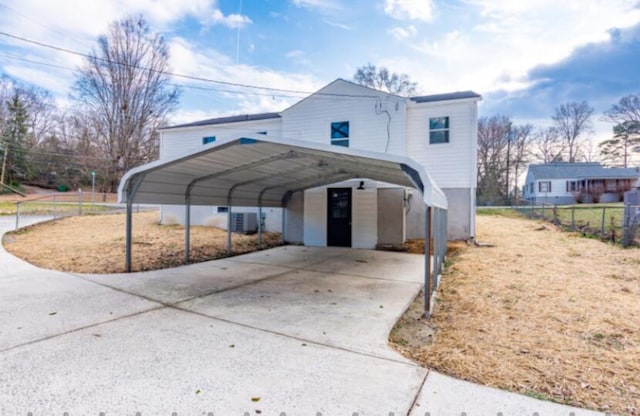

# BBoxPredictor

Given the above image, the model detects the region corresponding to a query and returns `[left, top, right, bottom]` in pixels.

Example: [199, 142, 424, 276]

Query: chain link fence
[623, 190, 640, 247]
[513, 198, 639, 246]
[5, 191, 127, 230]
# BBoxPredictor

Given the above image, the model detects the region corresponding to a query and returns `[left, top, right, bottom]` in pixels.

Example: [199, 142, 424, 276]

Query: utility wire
[0, 30, 392, 100]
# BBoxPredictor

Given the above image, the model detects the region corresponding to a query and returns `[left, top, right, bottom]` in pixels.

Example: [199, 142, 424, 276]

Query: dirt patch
[392, 214, 640, 415]
[3, 211, 282, 273]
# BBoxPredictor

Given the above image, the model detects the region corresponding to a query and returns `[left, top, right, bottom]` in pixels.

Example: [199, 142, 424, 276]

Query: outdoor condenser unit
[230, 212, 258, 233]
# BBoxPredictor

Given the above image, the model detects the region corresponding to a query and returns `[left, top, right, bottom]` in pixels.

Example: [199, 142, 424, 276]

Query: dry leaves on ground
[3, 211, 282, 273]
[393, 214, 640, 415]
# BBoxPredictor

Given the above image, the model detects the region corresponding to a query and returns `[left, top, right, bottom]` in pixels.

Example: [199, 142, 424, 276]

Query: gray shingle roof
[410, 91, 482, 103]
[163, 112, 281, 130]
[528, 163, 640, 180]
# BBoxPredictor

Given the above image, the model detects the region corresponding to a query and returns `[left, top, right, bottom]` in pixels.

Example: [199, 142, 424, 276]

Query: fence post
[78, 190, 83, 215]
[53, 194, 57, 219]
[601, 207, 606, 237]
[571, 206, 575, 230]
[15, 201, 20, 230]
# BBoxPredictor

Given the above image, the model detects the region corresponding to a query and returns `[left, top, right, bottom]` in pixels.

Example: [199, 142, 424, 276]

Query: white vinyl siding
[160, 118, 282, 160]
[303, 187, 327, 246]
[352, 184, 378, 249]
[282, 80, 407, 155]
[406, 100, 477, 189]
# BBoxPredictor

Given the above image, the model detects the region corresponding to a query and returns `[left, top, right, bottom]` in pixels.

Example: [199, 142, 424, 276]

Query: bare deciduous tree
[552, 100, 594, 163]
[605, 93, 640, 125]
[530, 126, 565, 163]
[353, 63, 418, 96]
[73, 16, 180, 191]
[477, 115, 511, 205]
[510, 124, 534, 197]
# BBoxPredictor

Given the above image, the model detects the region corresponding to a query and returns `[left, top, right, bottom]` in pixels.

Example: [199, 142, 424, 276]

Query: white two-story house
[159, 79, 481, 246]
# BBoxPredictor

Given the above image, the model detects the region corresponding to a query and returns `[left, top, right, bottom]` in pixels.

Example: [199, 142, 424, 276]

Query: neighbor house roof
[163, 112, 281, 130]
[528, 163, 640, 180]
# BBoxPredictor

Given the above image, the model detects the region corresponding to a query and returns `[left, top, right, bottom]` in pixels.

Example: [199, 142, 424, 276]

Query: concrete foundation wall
[377, 188, 405, 246]
[285, 191, 304, 244]
[407, 188, 472, 240]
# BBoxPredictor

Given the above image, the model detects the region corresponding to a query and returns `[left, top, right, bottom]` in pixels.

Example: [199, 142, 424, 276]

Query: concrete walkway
[0, 216, 602, 415]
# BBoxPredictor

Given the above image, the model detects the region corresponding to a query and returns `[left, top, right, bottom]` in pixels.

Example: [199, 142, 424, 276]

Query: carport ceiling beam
[225, 165, 310, 204]
[294, 152, 407, 178]
[185, 150, 303, 198]
[256, 171, 352, 206]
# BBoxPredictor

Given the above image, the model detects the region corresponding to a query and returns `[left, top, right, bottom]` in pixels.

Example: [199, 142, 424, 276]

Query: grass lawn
[0, 201, 114, 216]
[479, 204, 628, 240]
[392, 212, 640, 415]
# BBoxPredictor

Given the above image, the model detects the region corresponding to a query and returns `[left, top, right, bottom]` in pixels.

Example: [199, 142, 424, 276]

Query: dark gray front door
[327, 188, 352, 247]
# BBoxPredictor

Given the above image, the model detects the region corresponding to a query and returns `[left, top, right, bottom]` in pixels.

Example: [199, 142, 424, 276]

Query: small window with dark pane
[202, 136, 216, 145]
[429, 117, 449, 144]
[330, 121, 349, 147]
[217, 206, 229, 213]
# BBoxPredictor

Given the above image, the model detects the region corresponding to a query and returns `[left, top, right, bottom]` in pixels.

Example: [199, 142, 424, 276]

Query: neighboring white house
[159, 79, 481, 246]
[523, 162, 640, 205]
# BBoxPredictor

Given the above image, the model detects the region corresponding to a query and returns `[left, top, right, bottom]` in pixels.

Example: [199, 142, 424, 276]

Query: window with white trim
[429, 116, 449, 144]
[330, 121, 349, 147]
[539, 181, 551, 193]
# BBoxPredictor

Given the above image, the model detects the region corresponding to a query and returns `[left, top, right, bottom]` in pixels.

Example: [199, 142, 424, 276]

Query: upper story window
[257, 131, 267, 135]
[202, 136, 216, 145]
[539, 181, 551, 193]
[429, 117, 449, 144]
[330, 121, 349, 147]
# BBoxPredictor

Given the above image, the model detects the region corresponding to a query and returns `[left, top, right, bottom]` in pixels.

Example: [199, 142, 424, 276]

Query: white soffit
[118, 136, 447, 209]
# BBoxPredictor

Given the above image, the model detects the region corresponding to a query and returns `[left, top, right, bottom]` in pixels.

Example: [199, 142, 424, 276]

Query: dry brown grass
[393, 214, 640, 415]
[2, 211, 282, 273]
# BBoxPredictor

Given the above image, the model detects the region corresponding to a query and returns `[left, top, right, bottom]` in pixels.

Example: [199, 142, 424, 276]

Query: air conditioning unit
[230, 212, 258, 233]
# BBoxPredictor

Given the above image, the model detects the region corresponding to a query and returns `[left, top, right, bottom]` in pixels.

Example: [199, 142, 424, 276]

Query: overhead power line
[0, 31, 392, 101]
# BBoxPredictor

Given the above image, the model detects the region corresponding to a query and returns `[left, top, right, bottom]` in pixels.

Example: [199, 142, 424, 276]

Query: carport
[118, 136, 448, 316]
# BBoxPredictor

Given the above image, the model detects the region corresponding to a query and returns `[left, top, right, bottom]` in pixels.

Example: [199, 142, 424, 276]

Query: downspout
[424, 205, 432, 318]
[469, 101, 478, 240]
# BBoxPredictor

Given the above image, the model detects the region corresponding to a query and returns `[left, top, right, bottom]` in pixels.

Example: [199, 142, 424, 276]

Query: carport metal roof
[118, 135, 447, 209]
[117, 135, 448, 317]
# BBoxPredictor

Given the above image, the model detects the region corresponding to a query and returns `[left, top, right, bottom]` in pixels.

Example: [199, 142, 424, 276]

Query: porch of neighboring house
[567, 178, 633, 203]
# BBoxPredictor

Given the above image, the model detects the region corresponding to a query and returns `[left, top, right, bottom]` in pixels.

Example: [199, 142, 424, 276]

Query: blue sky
[1, 0, 640, 142]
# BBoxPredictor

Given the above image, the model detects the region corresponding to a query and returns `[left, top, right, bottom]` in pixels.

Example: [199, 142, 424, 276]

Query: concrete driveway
[0, 216, 602, 415]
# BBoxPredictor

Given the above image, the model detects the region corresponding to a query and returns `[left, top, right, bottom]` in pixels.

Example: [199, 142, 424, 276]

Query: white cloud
[388, 25, 417, 40]
[384, 0, 434, 22]
[286, 49, 304, 58]
[167, 37, 323, 115]
[322, 19, 354, 30]
[210, 9, 252, 29]
[290, 0, 341, 11]
[388, 0, 640, 95]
